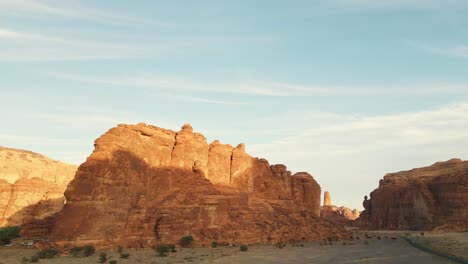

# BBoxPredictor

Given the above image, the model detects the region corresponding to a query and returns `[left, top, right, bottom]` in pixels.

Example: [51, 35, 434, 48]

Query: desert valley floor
[1, 231, 466, 264]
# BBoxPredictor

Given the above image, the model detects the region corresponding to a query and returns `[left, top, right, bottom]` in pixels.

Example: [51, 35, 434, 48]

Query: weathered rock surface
[320, 191, 360, 225]
[0, 147, 77, 227]
[358, 159, 468, 231]
[42, 123, 348, 247]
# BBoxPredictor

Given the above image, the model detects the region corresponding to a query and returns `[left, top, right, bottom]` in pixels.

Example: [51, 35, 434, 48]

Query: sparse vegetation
[211, 241, 218, 248]
[120, 253, 130, 259]
[180, 235, 194, 247]
[156, 244, 170, 257]
[70, 246, 84, 257]
[37, 248, 60, 259]
[117, 246, 123, 253]
[98, 252, 107, 263]
[30, 256, 39, 263]
[0, 226, 20, 245]
[110, 260, 117, 264]
[83, 245, 96, 257]
[240, 245, 248, 251]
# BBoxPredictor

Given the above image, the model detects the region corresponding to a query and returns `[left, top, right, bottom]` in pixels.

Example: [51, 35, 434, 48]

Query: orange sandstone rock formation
[0, 147, 77, 227]
[45, 123, 348, 247]
[320, 191, 360, 225]
[358, 159, 468, 231]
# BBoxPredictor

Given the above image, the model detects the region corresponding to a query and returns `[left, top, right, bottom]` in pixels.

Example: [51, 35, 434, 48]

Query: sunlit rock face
[0, 147, 77, 227]
[43, 123, 348, 247]
[358, 159, 468, 231]
[320, 191, 360, 225]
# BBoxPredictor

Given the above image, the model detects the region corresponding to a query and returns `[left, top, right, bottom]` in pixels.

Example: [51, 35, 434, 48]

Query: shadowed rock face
[0, 147, 77, 227]
[43, 123, 348, 247]
[358, 159, 468, 231]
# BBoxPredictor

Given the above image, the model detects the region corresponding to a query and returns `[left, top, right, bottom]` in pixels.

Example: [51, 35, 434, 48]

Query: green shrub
[0, 237, 11, 245]
[0, 226, 20, 239]
[37, 248, 59, 259]
[239, 245, 248, 251]
[83, 245, 95, 257]
[70, 246, 83, 257]
[109, 260, 117, 264]
[180, 235, 194, 247]
[168, 244, 176, 252]
[117, 246, 123, 253]
[120, 253, 130, 259]
[156, 244, 170, 257]
[30, 256, 39, 263]
[98, 252, 107, 263]
[211, 241, 218, 248]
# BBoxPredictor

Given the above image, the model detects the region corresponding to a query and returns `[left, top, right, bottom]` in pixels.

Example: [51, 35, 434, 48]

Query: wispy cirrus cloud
[0, 0, 159, 25]
[248, 101, 468, 208]
[46, 71, 468, 97]
[331, 0, 468, 9]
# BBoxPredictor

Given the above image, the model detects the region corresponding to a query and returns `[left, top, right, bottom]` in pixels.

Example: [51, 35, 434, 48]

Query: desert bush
[83, 245, 95, 257]
[180, 235, 194, 247]
[377, 236, 381, 240]
[240, 245, 248, 251]
[211, 241, 218, 248]
[37, 248, 59, 259]
[120, 253, 130, 259]
[117, 246, 123, 253]
[30, 256, 39, 263]
[98, 252, 107, 263]
[168, 244, 177, 252]
[70, 246, 83, 257]
[110, 260, 117, 264]
[0, 226, 20, 239]
[156, 244, 170, 257]
[20, 257, 30, 264]
[421, 232, 425, 236]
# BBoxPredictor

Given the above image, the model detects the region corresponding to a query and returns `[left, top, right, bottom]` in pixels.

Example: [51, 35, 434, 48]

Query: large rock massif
[45, 123, 348, 247]
[0, 147, 76, 227]
[320, 191, 360, 225]
[358, 159, 468, 231]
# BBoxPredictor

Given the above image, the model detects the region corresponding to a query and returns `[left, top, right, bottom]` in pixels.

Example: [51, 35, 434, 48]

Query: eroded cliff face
[46, 123, 348, 247]
[0, 147, 77, 227]
[358, 159, 468, 231]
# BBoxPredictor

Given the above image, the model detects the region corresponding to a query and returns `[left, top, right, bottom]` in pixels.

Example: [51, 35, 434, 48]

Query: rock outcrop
[320, 191, 360, 225]
[358, 159, 468, 231]
[41, 123, 348, 247]
[0, 147, 77, 227]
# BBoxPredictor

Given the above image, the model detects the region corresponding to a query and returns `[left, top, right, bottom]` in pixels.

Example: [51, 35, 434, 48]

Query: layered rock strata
[44, 123, 348, 247]
[0, 147, 77, 227]
[358, 159, 468, 231]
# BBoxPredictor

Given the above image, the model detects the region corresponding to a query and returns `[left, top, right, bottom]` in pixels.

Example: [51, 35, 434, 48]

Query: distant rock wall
[320, 191, 360, 225]
[358, 159, 468, 231]
[44, 123, 348, 247]
[0, 147, 77, 227]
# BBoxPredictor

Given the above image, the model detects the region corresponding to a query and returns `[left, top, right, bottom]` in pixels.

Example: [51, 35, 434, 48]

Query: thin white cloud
[248, 101, 468, 208]
[46, 71, 468, 96]
[332, 0, 467, 9]
[0, 0, 160, 25]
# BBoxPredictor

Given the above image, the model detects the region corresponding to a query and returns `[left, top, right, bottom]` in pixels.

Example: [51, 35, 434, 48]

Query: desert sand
[1, 231, 465, 264]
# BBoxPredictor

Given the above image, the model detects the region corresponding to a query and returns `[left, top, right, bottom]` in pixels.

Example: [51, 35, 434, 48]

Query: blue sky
[2, 0, 468, 209]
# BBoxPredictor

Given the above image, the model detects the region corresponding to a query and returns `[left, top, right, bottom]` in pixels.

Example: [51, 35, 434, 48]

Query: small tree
[37, 248, 59, 259]
[180, 235, 194, 247]
[83, 245, 95, 257]
[156, 244, 170, 257]
[98, 252, 107, 263]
